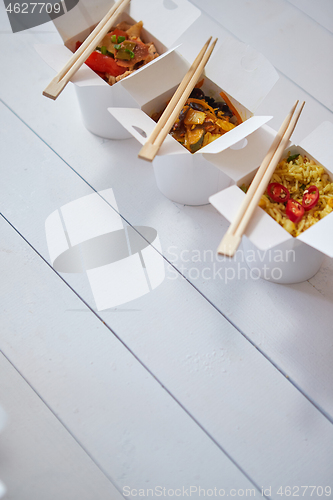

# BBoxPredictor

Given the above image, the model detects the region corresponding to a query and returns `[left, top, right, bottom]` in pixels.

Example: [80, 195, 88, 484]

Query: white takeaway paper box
[109, 37, 278, 204]
[35, 0, 201, 139]
[209, 121, 333, 283]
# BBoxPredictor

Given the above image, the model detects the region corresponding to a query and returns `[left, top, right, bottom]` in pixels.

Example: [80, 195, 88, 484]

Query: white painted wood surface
[0, 352, 124, 500]
[0, 217, 260, 494]
[189, 0, 333, 111]
[1, 0, 333, 498]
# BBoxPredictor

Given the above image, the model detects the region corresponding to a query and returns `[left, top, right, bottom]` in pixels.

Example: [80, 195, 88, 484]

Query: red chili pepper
[302, 185, 319, 211]
[286, 199, 305, 224]
[84, 51, 126, 77]
[267, 182, 290, 203]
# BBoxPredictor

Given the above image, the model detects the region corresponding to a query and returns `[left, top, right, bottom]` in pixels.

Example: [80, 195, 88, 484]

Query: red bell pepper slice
[267, 182, 290, 203]
[84, 51, 126, 77]
[286, 199, 304, 224]
[302, 185, 319, 211]
[74, 39, 127, 77]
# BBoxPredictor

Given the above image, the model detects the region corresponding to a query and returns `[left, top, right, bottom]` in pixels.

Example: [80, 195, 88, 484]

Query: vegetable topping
[75, 21, 159, 86]
[83, 51, 126, 77]
[152, 83, 242, 153]
[286, 199, 305, 224]
[302, 185, 319, 211]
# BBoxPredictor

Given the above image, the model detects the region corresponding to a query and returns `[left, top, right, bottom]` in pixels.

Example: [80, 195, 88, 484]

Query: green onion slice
[125, 49, 135, 58]
[287, 153, 300, 163]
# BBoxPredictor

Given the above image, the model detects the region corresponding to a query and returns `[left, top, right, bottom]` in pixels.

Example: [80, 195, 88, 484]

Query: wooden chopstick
[218, 101, 299, 250]
[217, 100, 305, 257]
[138, 37, 218, 162]
[43, 0, 130, 100]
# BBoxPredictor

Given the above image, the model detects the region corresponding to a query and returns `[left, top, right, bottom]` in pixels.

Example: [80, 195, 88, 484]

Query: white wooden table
[1, 0, 333, 498]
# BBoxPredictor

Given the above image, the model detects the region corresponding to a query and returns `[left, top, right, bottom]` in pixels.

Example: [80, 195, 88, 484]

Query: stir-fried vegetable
[75, 21, 159, 86]
[152, 83, 243, 153]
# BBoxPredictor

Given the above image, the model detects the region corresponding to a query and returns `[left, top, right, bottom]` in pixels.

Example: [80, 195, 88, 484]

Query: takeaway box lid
[52, 0, 201, 50]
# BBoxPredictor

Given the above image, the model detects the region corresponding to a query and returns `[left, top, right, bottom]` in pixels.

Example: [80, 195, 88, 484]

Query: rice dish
[245, 154, 333, 237]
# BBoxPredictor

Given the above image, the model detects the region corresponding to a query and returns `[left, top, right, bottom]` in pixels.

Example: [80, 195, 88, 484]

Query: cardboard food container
[35, 0, 201, 139]
[209, 121, 333, 284]
[109, 37, 279, 204]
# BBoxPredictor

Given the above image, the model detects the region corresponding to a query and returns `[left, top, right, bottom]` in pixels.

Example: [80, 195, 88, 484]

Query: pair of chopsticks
[138, 37, 218, 162]
[217, 100, 305, 257]
[43, 0, 130, 100]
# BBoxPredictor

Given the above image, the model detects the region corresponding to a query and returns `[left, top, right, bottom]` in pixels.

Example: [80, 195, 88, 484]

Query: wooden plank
[287, 0, 333, 34]
[1, 104, 333, 493]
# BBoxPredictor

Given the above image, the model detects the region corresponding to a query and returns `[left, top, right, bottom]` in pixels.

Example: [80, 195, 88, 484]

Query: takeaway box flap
[209, 121, 333, 257]
[108, 107, 273, 155]
[205, 37, 279, 114]
[299, 121, 333, 173]
[297, 214, 333, 258]
[109, 108, 186, 155]
[35, 43, 106, 87]
[52, 0, 201, 50]
[115, 45, 187, 106]
[209, 186, 292, 251]
[198, 116, 272, 154]
[296, 121, 333, 257]
[35, 43, 182, 90]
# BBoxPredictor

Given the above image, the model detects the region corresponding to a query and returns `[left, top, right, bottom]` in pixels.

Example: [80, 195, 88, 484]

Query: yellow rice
[257, 154, 333, 237]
